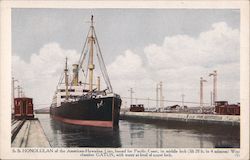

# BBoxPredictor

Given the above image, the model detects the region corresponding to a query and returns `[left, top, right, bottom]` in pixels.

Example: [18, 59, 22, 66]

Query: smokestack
[72, 64, 79, 86]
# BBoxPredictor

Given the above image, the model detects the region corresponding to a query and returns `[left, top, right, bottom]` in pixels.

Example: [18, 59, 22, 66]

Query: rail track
[11, 118, 49, 147]
[11, 119, 26, 143]
[11, 119, 18, 125]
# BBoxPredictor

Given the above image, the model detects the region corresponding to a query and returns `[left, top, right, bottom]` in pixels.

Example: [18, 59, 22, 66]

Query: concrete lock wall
[121, 112, 240, 125]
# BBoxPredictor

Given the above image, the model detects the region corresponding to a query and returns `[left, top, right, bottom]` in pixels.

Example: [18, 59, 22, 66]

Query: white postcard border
[0, 0, 249, 160]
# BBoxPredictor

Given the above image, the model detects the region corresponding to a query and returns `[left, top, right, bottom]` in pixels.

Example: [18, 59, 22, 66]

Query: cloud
[13, 22, 240, 109]
[108, 22, 239, 105]
[108, 50, 147, 79]
[144, 22, 239, 70]
[107, 50, 149, 96]
[12, 42, 79, 108]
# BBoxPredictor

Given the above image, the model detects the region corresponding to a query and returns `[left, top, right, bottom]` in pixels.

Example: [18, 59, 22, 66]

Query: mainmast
[88, 15, 95, 91]
[78, 15, 113, 93]
[64, 57, 69, 100]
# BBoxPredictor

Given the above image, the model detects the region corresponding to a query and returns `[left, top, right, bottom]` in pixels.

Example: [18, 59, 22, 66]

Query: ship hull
[50, 96, 121, 128]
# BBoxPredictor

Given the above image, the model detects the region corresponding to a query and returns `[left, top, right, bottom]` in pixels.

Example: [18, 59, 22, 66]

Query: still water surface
[37, 114, 239, 148]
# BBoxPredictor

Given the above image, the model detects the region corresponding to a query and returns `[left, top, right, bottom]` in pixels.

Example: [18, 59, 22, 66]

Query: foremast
[64, 57, 69, 101]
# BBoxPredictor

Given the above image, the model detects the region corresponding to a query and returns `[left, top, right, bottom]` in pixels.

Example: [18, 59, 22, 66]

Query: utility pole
[22, 89, 25, 97]
[17, 85, 21, 98]
[156, 83, 159, 111]
[20, 89, 25, 97]
[159, 81, 164, 110]
[124, 101, 127, 111]
[200, 77, 207, 113]
[12, 77, 18, 114]
[156, 82, 164, 111]
[147, 97, 150, 109]
[210, 91, 213, 107]
[181, 94, 185, 108]
[209, 70, 217, 106]
[128, 88, 134, 106]
[20, 88, 23, 97]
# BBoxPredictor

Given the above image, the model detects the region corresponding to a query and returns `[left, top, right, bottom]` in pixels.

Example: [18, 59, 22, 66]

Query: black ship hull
[50, 96, 121, 128]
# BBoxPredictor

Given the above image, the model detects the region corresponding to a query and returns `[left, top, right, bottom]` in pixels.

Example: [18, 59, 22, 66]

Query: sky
[12, 9, 240, 109]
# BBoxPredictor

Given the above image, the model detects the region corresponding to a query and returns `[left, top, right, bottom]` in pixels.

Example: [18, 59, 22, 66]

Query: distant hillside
[35, 107, 50, 114]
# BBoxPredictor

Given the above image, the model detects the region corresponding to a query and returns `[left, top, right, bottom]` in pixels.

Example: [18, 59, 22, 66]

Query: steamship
[50, 16, 122, 128]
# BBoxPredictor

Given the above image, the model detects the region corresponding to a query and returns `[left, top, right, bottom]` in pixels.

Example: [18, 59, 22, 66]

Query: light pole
[210, 91, 213, 107]
[181, 94, 185, 108]
[147, 97, 150, 109]
[128, 88, 134, 107]
[159, 81, 164, 110]
[200, 77, 207, 113]
[156, 83, 159, 111]
[209, 70, 217, 106]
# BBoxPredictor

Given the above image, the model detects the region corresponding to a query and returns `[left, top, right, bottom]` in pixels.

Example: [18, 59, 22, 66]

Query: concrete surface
[120, 112, 240, 125]
[12, 120, 51, 147]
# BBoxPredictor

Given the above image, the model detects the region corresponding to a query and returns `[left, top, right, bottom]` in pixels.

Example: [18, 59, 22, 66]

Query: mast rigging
[78, 15, 113, 93]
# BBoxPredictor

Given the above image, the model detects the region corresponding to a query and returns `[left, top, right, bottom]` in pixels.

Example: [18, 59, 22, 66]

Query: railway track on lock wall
[11, 119, 26, 143]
